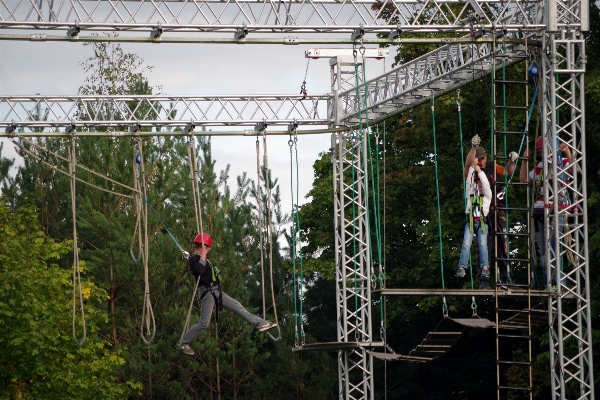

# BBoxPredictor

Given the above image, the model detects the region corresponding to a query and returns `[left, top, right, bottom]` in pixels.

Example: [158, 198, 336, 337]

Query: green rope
[288, 138, 300, 346]
[431, 96, 445, 290]
[357, 50, 385, 337]
[293, 135, 305, 343]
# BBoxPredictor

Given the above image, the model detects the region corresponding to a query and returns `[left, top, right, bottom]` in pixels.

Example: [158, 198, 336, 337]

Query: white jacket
[464, 167, 492, 217]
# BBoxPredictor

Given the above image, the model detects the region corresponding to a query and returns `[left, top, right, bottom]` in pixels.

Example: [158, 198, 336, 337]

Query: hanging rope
[132, 137, 156, 345]
[69, 135, 86, 346]
[10, 135, 135, 199]
[431, 96, 448, 316]
[262, 132, 281, 341]
[289, 134, 306, 347]
[255, 135, 267, 320]
[181, 133, 207, 340]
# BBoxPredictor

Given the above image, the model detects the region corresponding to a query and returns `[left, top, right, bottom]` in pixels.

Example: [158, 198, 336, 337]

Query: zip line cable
[69, 136, 87, 346]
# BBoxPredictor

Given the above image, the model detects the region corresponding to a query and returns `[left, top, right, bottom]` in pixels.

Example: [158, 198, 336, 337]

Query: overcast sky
[0, 33, 390, 233]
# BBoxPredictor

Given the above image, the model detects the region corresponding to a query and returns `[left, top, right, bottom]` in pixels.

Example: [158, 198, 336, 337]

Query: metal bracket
[5, 121, 16, 134]
[30, 34, 46, 41]
[351, 24, 364, 41]
[235, 23, 248, 40]
[65, 121, 76, 133]
[184, 120, 196, 133]
[254, 120, 267, 133]
[388, 25, 402, 40]
[67, 21, 80, 37]
[129, 122, 142, 133]
[151, 22, 163, 39]
[284, 37, 299, 45]
[288, 120, 298, 133]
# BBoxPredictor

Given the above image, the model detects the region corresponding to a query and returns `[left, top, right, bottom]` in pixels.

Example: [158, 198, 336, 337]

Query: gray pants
[179, 287, 266, 346]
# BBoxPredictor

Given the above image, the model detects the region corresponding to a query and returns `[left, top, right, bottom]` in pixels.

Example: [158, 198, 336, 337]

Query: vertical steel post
[331, 56, 374, 400]
[540, 0, 594, 397]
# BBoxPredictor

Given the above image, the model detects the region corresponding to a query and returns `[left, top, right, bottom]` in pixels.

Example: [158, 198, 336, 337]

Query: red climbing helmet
[194, 233, 213, 247]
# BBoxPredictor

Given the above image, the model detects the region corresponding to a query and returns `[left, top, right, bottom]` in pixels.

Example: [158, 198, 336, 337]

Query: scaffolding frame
[0, 0, 593, 397]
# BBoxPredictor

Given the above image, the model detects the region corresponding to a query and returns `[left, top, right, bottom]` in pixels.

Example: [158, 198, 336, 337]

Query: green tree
[0, 201, 141, 399]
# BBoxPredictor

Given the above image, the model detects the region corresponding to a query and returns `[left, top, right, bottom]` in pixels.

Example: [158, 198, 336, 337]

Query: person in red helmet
[177, 233, 277, 355]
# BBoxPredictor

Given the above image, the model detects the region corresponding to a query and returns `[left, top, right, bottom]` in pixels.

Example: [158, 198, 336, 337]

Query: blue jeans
[533, 212, 564, 288]
[458, 219, 489, 272]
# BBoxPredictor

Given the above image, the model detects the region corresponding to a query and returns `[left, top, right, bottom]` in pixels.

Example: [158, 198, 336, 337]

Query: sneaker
[258, 321, 278, 332]
[456, 267, 466, 278]
[178, 344, 195, 356]
[479, 281, 491, 290]
[481, 267, 490, 278]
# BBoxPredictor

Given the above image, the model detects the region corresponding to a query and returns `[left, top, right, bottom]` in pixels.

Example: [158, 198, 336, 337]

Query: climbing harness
[132, 137, 156, 345]
[68, 135, 87, 346]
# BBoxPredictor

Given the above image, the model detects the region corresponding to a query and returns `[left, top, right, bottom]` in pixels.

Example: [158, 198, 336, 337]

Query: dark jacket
[189, 254, 218, 288]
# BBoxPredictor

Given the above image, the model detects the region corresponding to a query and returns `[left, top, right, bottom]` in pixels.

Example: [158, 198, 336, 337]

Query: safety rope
[255, 135, 267, 319]
[10, 136, 135, 199]
[431, 96, 448, 316]
[15, 134, 137, 194]
[68, 136, 86, 346]
[356, 52, 385, 340]
[262, 133, 282, 341]
[132, 137, 156, 345]
[181, 133, 206, 341]
[289, 134, 306, 347]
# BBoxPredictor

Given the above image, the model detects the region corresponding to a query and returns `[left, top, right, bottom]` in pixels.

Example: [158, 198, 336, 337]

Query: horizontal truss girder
[0, 0, 541, 34]
[339, 36, 529, 124]
[0, 95, 330, 128]
[0, 38, 535, 131]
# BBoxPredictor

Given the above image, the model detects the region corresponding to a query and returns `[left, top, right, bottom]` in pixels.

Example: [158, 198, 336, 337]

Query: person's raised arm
[465, 134, 480, 177]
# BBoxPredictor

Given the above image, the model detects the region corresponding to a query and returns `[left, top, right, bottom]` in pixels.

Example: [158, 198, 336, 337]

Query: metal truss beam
[522, 0, 596, 397]
[540, 18, 594, 400]
[331, 56, 374, 400]
[336, 35, 532, 125]
[0, 38, 534, 132]
[0, 0, 542, 34]
[0, 95, 330, 130]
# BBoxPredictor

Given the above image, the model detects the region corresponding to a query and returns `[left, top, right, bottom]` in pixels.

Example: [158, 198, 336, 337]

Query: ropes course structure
[0, 0, 594, 397]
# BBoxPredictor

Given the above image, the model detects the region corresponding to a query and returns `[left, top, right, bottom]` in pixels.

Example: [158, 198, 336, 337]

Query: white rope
[255, 136, 267, 315]
[10, 138, 135, 199]
[69, 136, 86, 346]
[133, 137, 156, 345]
[18, 135, 138, 193]
[262, 132, 281, 341]
[181, 133, 206, 339]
